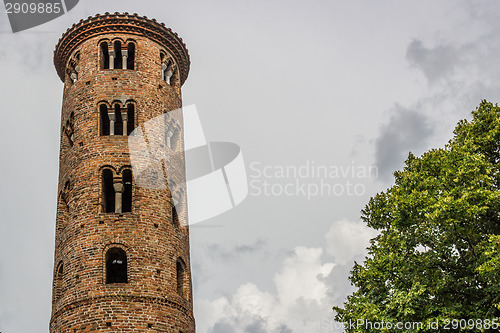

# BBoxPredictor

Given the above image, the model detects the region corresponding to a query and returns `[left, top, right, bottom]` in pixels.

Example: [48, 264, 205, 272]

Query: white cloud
[274, 247, 333, 307]
[196, 246, 337, 333]
[325, 219, 378, 265]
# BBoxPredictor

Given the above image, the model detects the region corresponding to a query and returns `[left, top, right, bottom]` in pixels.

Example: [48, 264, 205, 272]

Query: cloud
[196, 219, 380, 332]
[406, 39, 462, 84]
[374, 105, 434, 182]
[325, 219, 377, 265]
[197, 246, 337, 333]
[205, 238, 268, 261]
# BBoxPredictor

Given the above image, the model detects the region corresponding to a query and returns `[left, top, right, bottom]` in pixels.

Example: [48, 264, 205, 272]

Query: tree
[334, 101, 500, 332]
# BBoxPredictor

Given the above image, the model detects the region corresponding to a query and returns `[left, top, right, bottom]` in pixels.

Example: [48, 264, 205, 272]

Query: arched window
[100, 42, 110, 69]
[114, 104, 123, 135]
[102, 169, 115, 213]
[113, 41, 123, 70]
[127, 43, 135, 70]
[176, 258, 187, 298]
[127, 103, 135, 135]
[100, 104, 110, 136]
[106, 247, 127, 284]
[122, 169, 132, 213]
[55, 261, 64, 300]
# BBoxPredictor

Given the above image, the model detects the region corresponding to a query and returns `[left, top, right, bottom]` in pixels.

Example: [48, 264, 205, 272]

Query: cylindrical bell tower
[50, 13, 194, 332]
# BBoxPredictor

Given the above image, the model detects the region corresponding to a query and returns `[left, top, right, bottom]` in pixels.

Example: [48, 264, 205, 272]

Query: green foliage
[334, 101, 500, 332]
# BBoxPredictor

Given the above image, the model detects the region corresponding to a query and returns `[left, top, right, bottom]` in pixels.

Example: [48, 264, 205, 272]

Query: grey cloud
[206, 239, 268, 260]
[374, 105, 434, 182]
[276, 324, 293, 333]
[235, 239, 267, 254]
[210, 317, 292, 333]
[326, 262, 359, 309]
[406, 39, 462, 84]
[209, 321, 236, 333]
[244, 319, 267, 333]
[244, 320, 292, 333]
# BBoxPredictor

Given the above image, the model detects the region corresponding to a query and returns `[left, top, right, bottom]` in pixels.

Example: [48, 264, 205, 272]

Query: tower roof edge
[53, 13, 190, 84]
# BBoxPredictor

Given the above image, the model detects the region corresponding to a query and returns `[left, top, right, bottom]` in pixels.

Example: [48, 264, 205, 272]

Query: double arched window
[101, 167, 133, 213]
[100, 40, 136, 70]
[99, 102, 135, 136]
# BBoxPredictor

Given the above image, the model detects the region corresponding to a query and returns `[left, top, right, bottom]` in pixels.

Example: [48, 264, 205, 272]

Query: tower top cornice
[53, 12, 190, 84]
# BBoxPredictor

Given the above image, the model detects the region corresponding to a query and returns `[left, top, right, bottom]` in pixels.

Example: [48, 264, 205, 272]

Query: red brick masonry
[50, 13, 195, 333]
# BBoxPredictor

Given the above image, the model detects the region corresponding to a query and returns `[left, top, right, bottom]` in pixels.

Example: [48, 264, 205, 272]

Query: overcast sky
[2, 1, 500, 332]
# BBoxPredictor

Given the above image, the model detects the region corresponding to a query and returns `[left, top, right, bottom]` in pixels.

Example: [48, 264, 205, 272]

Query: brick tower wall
[50, 14, 194, 333]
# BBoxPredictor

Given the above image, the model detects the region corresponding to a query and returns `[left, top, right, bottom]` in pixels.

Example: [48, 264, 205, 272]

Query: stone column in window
[121, 47, 128, 69]
[165, 66, 173, 84]
[161, 62, 167, 81]
[109, 44, 115, 69]
[109, 113, 115, 135]
[121, 111, 128, 136]
[113, 182, 124, 213]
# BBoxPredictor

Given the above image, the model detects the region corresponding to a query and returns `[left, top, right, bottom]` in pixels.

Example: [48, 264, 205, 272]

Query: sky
[2, 0, 500, 332]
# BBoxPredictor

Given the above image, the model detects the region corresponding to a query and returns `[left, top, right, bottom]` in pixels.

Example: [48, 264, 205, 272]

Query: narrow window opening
[160, 52, 166, 78]
[102, 169, 115, 213]
[106, 247, 128, 284]
[100, 42, 109, 69]
[165, 126, 174, 149]
[127, 104, 135, 135]
[170, 67, 177, 86]
[69, 69, 77, 84]
[113, 41, 123, 70]
[127, 43, 135, 70]
[114, 104, 123, 135]
[176, 259, 186, 298]
[60, 193, 69, 214]
[64, 112, 75, 147]
[122, 169, 132, 213]
[162, 60, 174, 84]
[160, 53, 175, 84]
[61, 180, 70, 214]
[100, 105, 110, 136]
[172, 204, 179, 227]
[68, 53, 80, 83]
[55, 261, 64, 300]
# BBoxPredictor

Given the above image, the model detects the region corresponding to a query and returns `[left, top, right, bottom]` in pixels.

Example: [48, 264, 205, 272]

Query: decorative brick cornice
[53, 12, 190, 85]
[50, 294, 193, 325]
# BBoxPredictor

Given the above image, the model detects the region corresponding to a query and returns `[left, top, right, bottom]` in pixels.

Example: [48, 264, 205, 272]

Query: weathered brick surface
[51, 13, 195, 333]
